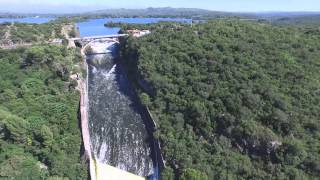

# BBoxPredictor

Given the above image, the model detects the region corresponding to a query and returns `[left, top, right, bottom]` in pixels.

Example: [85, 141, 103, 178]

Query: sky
[0, 0, 320, 13]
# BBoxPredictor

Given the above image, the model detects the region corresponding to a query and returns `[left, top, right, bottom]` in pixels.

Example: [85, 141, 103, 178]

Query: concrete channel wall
[132, 75, 166, 171]
[145, 107, 166, 170]
[79, 48, 96, 180]
[117, 64, 165, 179]
[134, 75, 165, 170]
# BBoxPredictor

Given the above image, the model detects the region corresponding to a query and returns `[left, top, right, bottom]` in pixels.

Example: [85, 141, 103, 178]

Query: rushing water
[77, 17, 192, 37]
[0, 17, 55, 24]
[87, 42, 154, 176]
[79, 17, 190, 177]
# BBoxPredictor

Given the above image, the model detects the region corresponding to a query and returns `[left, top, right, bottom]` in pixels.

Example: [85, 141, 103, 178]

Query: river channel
[80, 18, 191, 178]
[86, 42, 154, 176]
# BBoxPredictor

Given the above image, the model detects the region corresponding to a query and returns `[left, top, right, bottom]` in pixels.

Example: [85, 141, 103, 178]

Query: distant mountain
[271, 14, 320, 26]
[254, 11, 320, 18]
[78, 7, 254, 19]
[91, 7, 213, 15]
[67, 8, 320, 22]
[1, 7, 320, 23]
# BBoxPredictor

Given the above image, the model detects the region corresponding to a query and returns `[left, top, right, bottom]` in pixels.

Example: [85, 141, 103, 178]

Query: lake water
[77, 17, 192, 37]
[0, 17, 55, 24]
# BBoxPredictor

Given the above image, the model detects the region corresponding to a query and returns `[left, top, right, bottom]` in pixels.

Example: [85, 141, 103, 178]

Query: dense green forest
[120, 20, 320, 179]
[0, 45, 87, 179]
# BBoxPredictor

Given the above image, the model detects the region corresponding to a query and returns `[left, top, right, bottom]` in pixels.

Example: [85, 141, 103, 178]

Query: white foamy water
[91, 66, 97, 74]
[102, 64, 116, 79]
[89, 41, 116, 53]
[86, 42, 154, 176]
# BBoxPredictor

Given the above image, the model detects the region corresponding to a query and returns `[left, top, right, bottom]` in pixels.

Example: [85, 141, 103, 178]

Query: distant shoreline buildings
[126, 29, 151, 37]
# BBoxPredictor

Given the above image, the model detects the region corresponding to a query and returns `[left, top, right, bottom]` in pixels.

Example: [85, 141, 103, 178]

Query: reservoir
[77, 17, 192, 36]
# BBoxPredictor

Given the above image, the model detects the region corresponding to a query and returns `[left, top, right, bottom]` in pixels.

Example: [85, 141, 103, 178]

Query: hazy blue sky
[1, 0, 320, 13]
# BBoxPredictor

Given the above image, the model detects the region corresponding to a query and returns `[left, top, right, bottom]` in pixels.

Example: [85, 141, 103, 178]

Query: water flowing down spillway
[87, 43, 154, 177]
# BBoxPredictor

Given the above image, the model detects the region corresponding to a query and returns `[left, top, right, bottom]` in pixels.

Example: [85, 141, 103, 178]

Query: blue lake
[0, 17, 55, 24]
[77, 18, 192, 37]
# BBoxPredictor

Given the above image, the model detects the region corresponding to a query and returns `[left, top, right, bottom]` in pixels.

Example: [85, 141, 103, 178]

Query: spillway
[86, 42, 154, 177]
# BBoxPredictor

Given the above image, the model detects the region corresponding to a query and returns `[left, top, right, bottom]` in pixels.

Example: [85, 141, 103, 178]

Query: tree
[0, 44, 87, 179]
[40, 125, 54, 148]
[161, 167, 175, 180]
[120, 19, 320, 179]
[0, 108, 29, 143]
[140, 92, 151, 106]
[181, 168, 208, 180]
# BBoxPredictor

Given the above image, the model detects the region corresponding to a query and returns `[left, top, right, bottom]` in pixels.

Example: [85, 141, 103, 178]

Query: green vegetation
[272, 15, 320, 27]
[0, 22, 64, 45]
[120, 20, 320, 179]
[0, 45, 87, 179]
[105, 21, 190, 33]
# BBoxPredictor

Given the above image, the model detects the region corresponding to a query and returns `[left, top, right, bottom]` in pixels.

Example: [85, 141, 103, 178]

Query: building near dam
[126, 29, 151, 37]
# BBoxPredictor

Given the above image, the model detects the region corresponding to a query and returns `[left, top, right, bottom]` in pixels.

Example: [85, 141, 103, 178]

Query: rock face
[86, 45, 154, 176]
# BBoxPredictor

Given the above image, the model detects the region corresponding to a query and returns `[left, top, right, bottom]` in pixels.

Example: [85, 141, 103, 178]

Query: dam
[75, 18, 190, 179]
[81, 39, 158, 179]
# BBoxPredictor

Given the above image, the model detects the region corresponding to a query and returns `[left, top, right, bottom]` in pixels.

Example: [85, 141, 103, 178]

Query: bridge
[71, 34, 128, 41]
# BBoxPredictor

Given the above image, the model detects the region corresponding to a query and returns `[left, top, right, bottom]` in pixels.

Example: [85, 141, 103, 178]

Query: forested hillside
[0, 23, 64, 45]
[0, 46, 87, 179]
[272, 15, 320, 27]
[120, 20, 320, 179]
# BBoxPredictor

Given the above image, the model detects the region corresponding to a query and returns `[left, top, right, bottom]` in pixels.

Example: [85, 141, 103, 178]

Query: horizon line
[1, 7, 320, 15]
